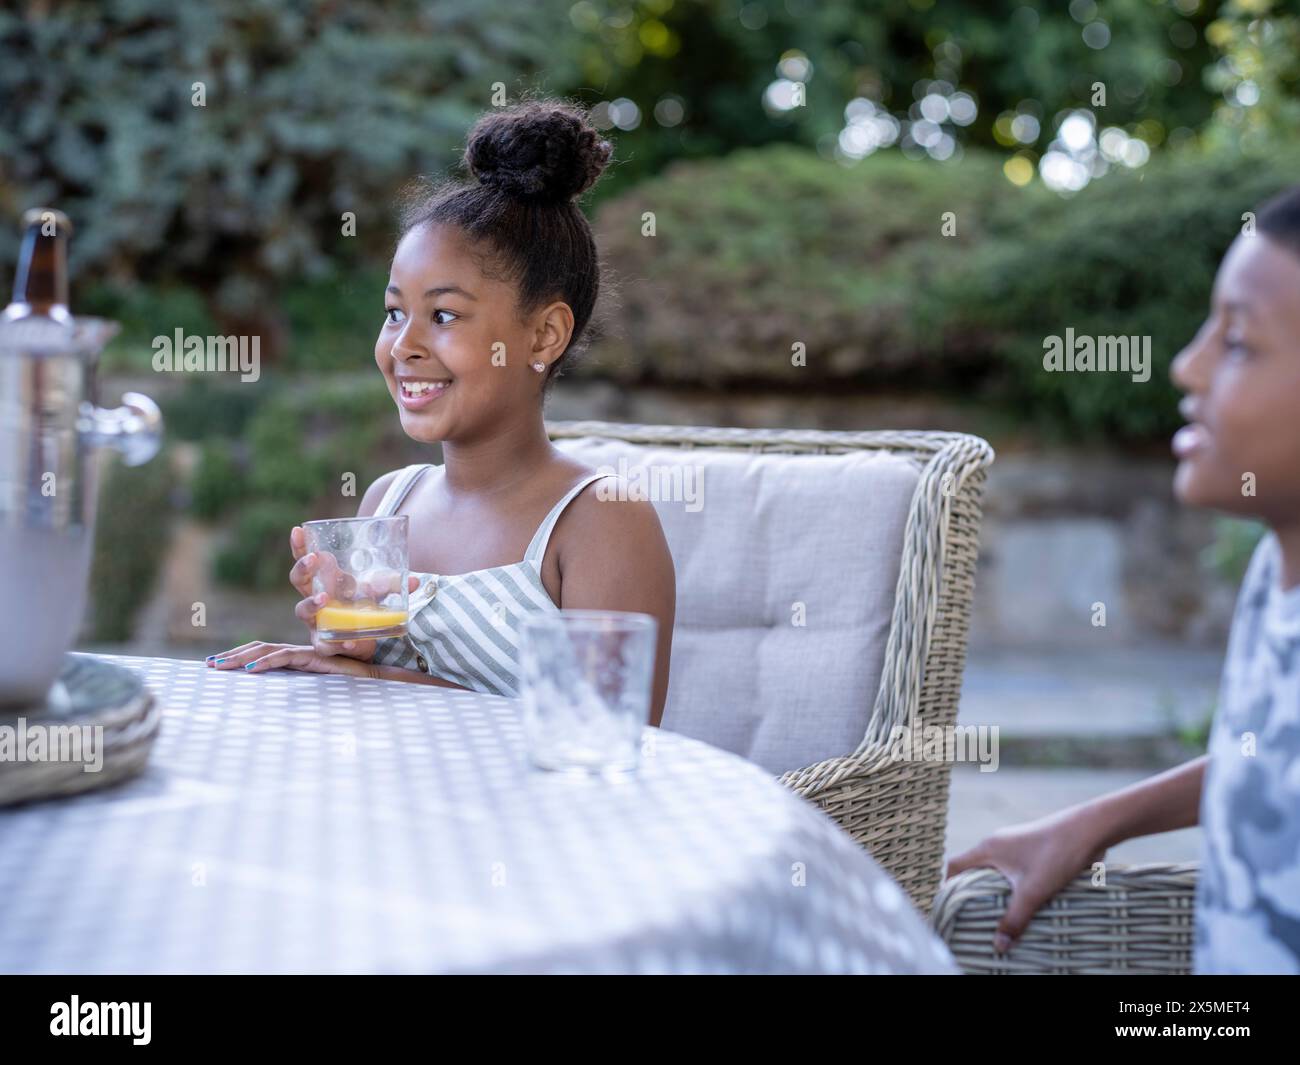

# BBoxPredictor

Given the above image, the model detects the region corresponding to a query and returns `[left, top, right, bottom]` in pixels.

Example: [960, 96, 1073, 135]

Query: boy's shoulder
[1226, 532, 1285, 658]
[1197, 530, 1300, 974]
[1240, 530, 1281, 605]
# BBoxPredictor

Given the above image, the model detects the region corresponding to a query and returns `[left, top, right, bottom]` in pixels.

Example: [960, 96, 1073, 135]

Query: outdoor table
[0, 655, 957, 974]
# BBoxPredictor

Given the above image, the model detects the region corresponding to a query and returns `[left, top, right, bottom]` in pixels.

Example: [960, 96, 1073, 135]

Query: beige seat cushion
[553, 436, 920, 774]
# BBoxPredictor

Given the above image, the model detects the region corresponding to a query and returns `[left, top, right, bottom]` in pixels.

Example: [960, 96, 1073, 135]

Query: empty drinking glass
[519, 610, 657, 772]
[301, 515, 409, 642]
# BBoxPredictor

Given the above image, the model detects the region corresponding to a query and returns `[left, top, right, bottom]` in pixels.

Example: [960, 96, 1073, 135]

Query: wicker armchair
[547, 420, 994, 913]
[931, 863, 1200, 974]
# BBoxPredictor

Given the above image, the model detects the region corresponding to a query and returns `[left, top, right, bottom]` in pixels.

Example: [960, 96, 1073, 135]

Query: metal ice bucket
[0, 315, 162, 704]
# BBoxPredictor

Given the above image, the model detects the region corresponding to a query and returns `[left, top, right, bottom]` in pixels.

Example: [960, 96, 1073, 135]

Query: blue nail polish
[216, 658, 226, 664]
[244, 663, 255, 670]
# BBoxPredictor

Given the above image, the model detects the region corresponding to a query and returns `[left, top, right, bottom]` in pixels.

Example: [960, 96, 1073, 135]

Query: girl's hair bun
[465, 101, 612, 204]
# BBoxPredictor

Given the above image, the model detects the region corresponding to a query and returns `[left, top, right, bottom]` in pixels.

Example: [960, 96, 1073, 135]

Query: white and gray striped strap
[373, 464, 435, 517]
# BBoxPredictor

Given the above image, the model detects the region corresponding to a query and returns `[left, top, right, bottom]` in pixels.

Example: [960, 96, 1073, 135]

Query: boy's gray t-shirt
[1196, 533, 1300, 973]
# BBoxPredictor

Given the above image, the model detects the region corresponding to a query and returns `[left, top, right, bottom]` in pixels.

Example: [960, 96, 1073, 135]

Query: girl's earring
[532, 361, 546, 373]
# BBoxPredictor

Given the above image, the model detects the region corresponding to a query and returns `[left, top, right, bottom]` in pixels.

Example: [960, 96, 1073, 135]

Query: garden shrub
[592, 144, 1014, 387]
[191, 440, 247, 522]
[162, 378, 266, 443]
[210, 373, 415, 589]
[1202, 517, 1266, 585]
[87, 446, 177, 641]
[279, 267, 391, 374]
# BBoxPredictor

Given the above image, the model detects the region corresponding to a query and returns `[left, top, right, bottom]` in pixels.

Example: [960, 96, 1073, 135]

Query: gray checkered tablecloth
[0, 654, 957, 974]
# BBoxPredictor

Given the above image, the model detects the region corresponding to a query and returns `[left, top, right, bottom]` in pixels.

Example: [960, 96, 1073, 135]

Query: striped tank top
[369, 464, 615, 697]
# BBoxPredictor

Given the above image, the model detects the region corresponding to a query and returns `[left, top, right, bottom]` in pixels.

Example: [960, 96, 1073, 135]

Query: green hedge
[932, 150, 1300, 439]
[591, 144, 1017, 386]
[591, 143, 1300, 438]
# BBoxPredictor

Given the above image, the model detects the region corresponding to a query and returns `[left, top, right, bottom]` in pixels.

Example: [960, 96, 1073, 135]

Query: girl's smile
[395, 375, 453, 409]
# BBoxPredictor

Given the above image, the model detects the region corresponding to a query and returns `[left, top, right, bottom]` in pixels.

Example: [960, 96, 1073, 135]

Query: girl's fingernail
[216, 658, 227, 665]
[993, 933, 1011, 954]
[245, 663, 255, 671]
[343, 641, 355, 651]
[315, 593, 328, 605]
[303, 553, 316, 565]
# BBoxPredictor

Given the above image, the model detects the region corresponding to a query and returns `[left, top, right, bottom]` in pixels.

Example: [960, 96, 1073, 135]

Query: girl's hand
[288, 525, 417, 663]
[208, 642, 374, 677]
[944, 806, 1108, 955]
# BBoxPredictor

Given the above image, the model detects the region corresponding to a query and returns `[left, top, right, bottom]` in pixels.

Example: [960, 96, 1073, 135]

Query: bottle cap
[20, 208, 73, 236]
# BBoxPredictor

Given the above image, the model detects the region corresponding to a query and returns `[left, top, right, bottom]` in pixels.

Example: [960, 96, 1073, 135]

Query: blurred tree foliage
[0, 0, 572, 355]
[1203, 0, 1300, 151]
[572, 0, 1224, 197]
[88, 445, 177, 641]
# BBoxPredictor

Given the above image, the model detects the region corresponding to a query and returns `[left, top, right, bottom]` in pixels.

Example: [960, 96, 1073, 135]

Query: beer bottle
[4, 207, 73, 327]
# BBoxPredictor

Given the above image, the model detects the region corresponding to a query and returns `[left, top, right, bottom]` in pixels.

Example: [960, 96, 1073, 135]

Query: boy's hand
[945, 806, 1107, 955]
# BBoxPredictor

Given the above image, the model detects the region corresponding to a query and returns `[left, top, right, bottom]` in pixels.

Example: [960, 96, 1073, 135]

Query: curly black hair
[397, 100, 613, 388]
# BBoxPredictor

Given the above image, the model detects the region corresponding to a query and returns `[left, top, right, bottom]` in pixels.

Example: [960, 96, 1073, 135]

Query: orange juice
[316, 600, 408, 640]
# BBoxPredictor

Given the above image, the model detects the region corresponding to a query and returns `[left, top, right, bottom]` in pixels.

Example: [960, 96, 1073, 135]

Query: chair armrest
[930, 863, 1200, 974]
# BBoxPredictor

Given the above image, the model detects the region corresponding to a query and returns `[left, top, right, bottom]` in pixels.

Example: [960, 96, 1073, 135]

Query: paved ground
[946, 644, 1218, 864]
[958, 644, 1223, 738]
[946, 765, 1202, 866]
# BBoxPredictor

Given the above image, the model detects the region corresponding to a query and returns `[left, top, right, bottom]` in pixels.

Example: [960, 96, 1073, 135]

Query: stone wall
[971, 452, 1237, 652]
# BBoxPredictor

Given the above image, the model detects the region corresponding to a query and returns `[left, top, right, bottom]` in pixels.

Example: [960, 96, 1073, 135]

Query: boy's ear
[532, 301, 575, 364]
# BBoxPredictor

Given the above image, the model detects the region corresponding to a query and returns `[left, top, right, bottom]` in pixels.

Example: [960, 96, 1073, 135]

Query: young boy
[947, 186, 1300, 974]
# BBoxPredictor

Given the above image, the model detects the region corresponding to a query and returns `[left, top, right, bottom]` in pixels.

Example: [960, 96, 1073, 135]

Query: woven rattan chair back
[547, 420, 993, 911]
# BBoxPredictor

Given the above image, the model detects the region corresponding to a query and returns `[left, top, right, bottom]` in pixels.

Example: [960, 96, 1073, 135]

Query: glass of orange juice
[301, 515, 409, 642]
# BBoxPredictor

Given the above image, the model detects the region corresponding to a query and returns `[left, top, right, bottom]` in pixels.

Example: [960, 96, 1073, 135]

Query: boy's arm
[1087, 755, 1207, 847]
[946, 755, 1207, 951]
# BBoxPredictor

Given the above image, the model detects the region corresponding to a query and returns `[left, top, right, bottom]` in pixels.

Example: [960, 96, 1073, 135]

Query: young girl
[209, 101, 676, 727]
[947, 185, 1300, 973]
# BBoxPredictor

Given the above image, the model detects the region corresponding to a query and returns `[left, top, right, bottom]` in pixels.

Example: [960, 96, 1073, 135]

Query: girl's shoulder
[550, 463, 671, 564]
[359, 464, 438, 517]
